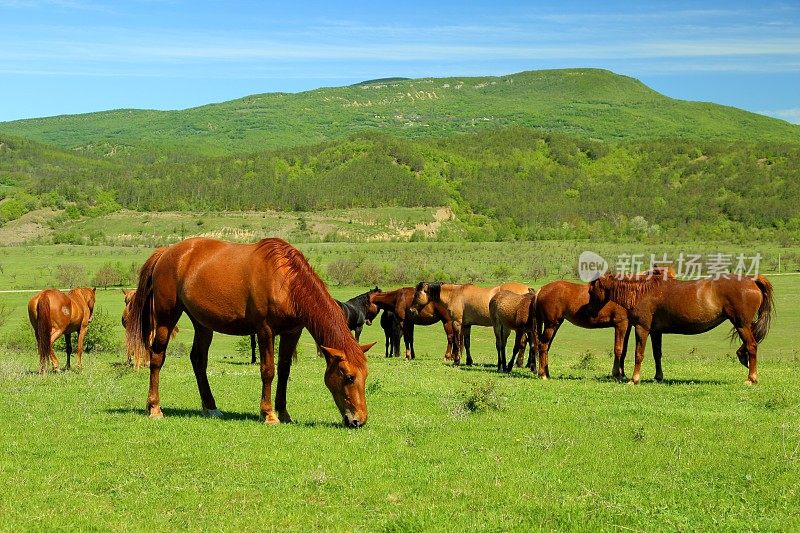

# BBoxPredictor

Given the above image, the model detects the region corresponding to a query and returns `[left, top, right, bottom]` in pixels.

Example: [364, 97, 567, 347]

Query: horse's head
[365, 287, 381, 325]
[122, 288, 136, 306]
[320, 342, 375, 428]
[587, 275, 613, 312]
[408, 281, 432, 319]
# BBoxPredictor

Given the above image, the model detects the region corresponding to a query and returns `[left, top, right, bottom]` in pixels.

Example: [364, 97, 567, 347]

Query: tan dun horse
[369, 287, 455, 360]
[410, 282, 530, 366]
[535, 280, 631, 380]
[126, 237, 374, 427]
[28, 287, 96, 373]
[588, 273, 774, 385]
[489, 289, 538, 373]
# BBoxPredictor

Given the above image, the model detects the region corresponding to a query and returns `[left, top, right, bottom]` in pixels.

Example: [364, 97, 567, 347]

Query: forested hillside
[1, 69, 797, 160]
[3, 129, 799, 242]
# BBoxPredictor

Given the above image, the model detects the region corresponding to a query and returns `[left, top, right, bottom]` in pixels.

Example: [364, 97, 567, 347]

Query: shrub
[92, 262, 131, 288]
[54, 264, 87, 288]
[452, 380, 502, 418]
[5, 309, 121, 355]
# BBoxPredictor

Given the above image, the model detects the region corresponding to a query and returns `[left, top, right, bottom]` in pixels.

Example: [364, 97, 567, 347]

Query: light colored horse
[28, 287, 96, 373]
[410, 282, 529, 365]
[489, 289, 537, 373]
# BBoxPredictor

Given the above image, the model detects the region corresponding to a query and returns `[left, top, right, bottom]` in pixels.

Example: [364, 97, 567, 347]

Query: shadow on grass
[452, 363, 538, 379]
[590, 375, 724, 386]
[104, 407, 349, 427]
[105, 406, 261, 422]
[220, 360, 258, 366]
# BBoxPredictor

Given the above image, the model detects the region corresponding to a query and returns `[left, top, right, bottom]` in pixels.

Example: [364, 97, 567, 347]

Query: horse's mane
[416, 281, 448, 302]
[603, 273, 669, 309]
[256, 239, 364, 366]
[346, 287, 380, 307]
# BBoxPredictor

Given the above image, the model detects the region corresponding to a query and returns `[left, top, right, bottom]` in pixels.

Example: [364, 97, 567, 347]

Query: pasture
[0, 245, 798, 531]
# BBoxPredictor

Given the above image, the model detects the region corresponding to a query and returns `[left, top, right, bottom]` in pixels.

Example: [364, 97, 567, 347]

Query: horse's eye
[344, 374, 355, 384]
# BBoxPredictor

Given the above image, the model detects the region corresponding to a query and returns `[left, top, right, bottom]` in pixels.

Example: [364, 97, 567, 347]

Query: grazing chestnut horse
[489, 290, 538, 373]
[410, 282, 530, 366]
[535, 280, 631, 380]
[28, 287, 96, 373]
[588, 273, 774, 385]
[126, 237, 374, 427]
[380, 309, 402, 357]
[369, 287, 454, 360]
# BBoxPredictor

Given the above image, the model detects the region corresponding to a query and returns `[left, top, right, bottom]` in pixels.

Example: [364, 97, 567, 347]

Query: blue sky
[0, 0, 798, 123]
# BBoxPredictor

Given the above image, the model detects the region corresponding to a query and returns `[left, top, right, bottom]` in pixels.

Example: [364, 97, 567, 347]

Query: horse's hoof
[263, 412, 280, 425]
[148, 410, 164, 420]
[278, 411, 293, 424]
[745, 378, 757, 386]
[203, 408, 224, 419]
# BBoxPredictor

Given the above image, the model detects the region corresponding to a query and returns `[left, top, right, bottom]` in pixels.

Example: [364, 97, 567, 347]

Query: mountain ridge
[1, 68, 796, 160]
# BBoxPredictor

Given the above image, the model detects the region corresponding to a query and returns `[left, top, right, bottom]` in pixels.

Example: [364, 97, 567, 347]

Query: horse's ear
[92, 287, 97, 293]
[360, 342, 377, 354]
[319, 345, 346, 362]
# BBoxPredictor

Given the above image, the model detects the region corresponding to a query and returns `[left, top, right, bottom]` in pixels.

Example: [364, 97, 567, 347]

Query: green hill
[1, 69, 797, 160]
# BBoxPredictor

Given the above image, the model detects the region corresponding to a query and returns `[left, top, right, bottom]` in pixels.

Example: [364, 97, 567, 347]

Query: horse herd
[27, 237, 775, 428]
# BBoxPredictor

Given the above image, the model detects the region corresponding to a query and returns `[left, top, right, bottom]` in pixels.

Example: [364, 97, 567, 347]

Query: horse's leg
[618, 323, 632, 379]
[451, 321, 463, 366]
[188, 324, 220, 417]
[463, 325, 473, 366]
[611, 323, 628, 380]
[538, 322, 560, 379]
[443, 320, 454, 361]
[275, 330, 301, 423]
[514, 332, 526, 368]
[146, 324, 174, 418]
[75, 327, 87, 369]
[407, 323, 416, 360]
[257, 326, 279, 424]
[354, 326, 362, 342]
[651, 331, 664, 382]
[402, 320, 412, 360]
[48, 328, 62, 372]
[250, 334, 257, 365]
[631, 325, 650, 385]
[493, 324, 505, 372]
[735, 325, 759, 385]
[384, 327, 390, 357]
[511, 330, 525, 372]
[64, 332, 73, 370]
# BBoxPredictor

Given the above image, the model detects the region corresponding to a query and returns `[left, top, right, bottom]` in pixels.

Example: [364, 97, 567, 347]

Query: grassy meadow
[0, 240, 798, 531]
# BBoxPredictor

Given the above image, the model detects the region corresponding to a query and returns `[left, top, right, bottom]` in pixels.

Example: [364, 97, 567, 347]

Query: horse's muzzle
[407, 308, 418, 319]
[343, 415, 365, 428]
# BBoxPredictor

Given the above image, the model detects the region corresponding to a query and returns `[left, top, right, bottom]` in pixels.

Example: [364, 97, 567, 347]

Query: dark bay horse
[410, 282, 530, 366]
[369, 287, 454, 360]
[380, 309, 402, 357]
[588, 273, 774, 385]
[126, 237, 374, 427]
[535, 280, 631, 380]
[28, 287, 96, 373]
[336, 287, 380, 341]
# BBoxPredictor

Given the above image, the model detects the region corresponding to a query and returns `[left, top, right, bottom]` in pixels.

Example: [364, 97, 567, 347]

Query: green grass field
[0, 242, 798, 531]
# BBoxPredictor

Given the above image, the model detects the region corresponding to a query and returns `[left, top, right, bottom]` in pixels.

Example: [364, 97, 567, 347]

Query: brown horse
[125, 237, 374, 427]
[588, 273, 774, 385]
[28, 287, 96, 373]
[410, 282, 530, 366]
[489, 290, 538, 373]
[369, 287, 455, 360]
[535, 280, 631, 380]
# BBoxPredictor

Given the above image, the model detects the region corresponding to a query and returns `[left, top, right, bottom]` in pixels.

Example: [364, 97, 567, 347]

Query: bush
[54, 263, 87, 288]
[92, 262, 131, 288]
[327, 257, 360, 286]
[451, 380, 502, 418]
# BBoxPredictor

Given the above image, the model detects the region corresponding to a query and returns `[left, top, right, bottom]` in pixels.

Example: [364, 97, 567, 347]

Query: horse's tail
[528, 292, 539, 354]
[126, 248, 168, 361]
[35, 295, 52, 364]
[752, 275, 774, 344]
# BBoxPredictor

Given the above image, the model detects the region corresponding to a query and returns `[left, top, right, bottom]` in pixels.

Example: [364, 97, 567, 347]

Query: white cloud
[758, 108, 800, 123]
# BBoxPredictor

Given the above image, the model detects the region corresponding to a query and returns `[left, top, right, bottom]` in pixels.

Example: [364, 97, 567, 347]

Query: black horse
[336, 287, 381, 341]
[380, 309, 402, 357]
